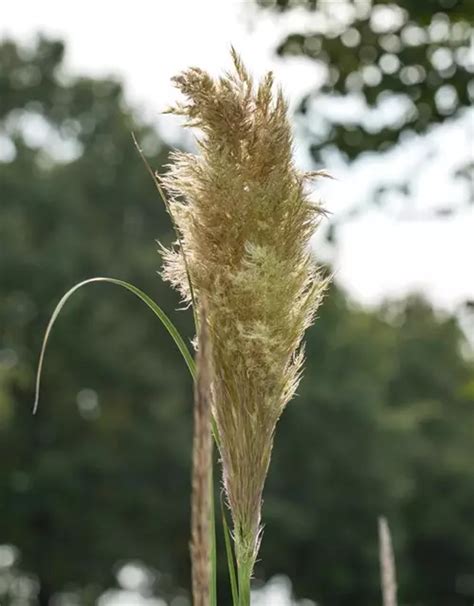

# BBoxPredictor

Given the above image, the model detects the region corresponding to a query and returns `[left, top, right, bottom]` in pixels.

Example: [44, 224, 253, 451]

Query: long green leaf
[33, 277, 195, 414]
[33, 277, 223, 597]
[33, 275, 224, 601]
[221, 496, 239, 605]
[210, 459, 218, 606]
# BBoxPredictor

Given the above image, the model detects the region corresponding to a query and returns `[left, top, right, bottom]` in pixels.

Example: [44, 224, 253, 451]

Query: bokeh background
[1, 1, 473, 605]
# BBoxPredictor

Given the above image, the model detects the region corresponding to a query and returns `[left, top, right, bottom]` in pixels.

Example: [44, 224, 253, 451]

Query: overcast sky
[2, 0, 473, 313]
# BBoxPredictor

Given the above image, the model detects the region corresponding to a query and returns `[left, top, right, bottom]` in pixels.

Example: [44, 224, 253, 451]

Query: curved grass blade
[33, 275, 223, 601]
[33, 277, 195, 414]
[221, 496, 239, 605]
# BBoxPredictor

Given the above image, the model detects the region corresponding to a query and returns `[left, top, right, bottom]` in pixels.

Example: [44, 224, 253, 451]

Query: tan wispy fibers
[161, 50, 329, 590]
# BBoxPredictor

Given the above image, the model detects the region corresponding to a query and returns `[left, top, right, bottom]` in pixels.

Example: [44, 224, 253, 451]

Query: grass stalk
[378, 516, 398, 606]
[191, 311, 212, 606]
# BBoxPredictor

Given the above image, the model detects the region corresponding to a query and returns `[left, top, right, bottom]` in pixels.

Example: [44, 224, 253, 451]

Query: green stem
[209, 458, 217, 605]
[237, 561, 251, 606]
[221, 499, 239, 605]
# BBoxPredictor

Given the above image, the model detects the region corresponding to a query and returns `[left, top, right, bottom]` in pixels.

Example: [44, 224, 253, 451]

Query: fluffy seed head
[162, 49, 329, 571]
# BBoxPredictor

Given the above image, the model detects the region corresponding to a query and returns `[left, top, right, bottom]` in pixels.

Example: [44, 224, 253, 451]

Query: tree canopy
[257, 0, 473, 219]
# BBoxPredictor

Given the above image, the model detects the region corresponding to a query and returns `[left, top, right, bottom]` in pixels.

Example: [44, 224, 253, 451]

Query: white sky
[2, 0, 474, 314]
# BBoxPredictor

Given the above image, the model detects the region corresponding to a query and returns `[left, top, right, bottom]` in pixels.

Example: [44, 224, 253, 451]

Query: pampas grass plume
[163, 49, 329, 591]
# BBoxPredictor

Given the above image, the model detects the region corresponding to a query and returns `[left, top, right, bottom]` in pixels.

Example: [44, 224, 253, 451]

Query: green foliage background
[0, 26, 473, 606]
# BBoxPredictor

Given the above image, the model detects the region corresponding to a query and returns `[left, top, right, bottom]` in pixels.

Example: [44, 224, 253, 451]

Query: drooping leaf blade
[32, 275, 225, 603]
[33, 276, 196, 414]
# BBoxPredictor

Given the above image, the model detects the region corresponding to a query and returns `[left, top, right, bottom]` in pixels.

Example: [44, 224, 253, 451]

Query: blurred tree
[385, 297, 474, 604]
[0, 36, 194, 605]
[1, 37, 473, 606]
[256, 0, 474, 222]
[260, 289, 474, 605]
